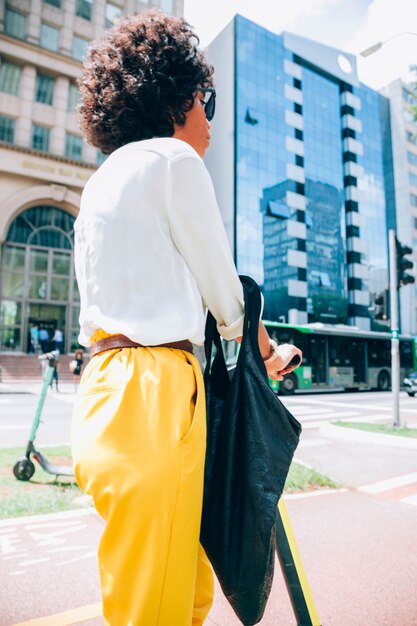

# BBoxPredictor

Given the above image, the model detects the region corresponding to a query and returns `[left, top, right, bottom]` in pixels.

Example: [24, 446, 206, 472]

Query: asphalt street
[1, 385, 417, 625]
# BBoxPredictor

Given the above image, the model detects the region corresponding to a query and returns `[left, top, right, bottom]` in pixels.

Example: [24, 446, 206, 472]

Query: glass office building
[206, 15, 394, 330]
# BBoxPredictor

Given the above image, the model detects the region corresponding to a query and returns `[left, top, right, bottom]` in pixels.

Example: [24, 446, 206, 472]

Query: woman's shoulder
[119, 137, 201, 162]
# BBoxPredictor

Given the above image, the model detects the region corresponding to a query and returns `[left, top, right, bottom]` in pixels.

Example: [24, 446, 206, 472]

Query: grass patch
[1, 449, 337, 520]
[0, 446, 92, 520]
[284, 461, 339, 493]
[334, 422, 417, 438]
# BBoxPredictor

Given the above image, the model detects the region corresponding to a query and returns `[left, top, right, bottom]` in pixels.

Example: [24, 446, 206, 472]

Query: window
[406, 130, 417, 145]
[0, 116, 15, 143]
[35, 73, 55, 105]
[72, 35, 88, 61]
[267, 201, 290, 219]
[4, 8, 26, 39]
[40, 22, 60, 51]
[44, 0, 61, 6]
[68, 82, 79, 112]
[414, 217, 417, 230]
[411, 194, 417, 207]
[160, 0, 174, 12]
[65, 133, 83, 160]
[404, 109, 415, 124]
[105, 3, 122, 27]
[32, 125, 50, 152]
[408, 151, 417, 167]
[76, 0, 92, 20]
[409, 172, 417, 188]
[0, 61, 21, 95]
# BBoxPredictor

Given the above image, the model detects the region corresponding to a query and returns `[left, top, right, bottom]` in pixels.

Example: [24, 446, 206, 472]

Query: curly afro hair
[77, 10, 214, 154]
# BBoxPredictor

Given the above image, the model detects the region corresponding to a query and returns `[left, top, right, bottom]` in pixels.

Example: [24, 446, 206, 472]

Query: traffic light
[396, 238, 415, 289]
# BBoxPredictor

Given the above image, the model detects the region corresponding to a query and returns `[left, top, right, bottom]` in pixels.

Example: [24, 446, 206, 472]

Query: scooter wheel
[13, 457, 35, 481]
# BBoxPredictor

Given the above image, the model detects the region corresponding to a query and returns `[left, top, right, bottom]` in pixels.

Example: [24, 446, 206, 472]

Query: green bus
[264, 322, 417, 395]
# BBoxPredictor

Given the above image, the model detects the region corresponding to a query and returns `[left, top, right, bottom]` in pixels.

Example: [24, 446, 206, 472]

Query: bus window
[368, 339, 390, 367]
[400, 340, 413, 370]
[350, 339, 367, 383]
[309, 336, 327, 384]
[329, 337, 351, 366]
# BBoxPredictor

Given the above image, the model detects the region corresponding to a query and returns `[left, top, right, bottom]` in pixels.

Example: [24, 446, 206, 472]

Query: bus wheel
[280, 373, 297, 396]
[377, 370, 390, 391]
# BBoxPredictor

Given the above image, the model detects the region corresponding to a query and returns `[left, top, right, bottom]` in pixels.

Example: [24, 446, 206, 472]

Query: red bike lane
[2, 488, 417, 626]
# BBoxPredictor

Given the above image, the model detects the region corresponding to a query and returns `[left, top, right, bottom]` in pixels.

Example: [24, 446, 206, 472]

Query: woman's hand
[264, 342, 302, 381]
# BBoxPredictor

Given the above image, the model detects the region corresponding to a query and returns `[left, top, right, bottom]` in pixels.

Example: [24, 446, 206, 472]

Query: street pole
[388, 229, 400, 428]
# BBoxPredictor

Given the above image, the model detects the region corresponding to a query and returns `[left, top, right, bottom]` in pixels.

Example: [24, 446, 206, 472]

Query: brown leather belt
[89, 334, 193, 358]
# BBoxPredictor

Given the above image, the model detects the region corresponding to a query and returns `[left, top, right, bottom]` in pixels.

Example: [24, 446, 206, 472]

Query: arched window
[6, 206, 75, 249]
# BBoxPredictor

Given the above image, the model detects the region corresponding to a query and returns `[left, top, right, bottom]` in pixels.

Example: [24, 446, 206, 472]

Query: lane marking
[0, 508, 98, 528]
[285, 488, 348, 499]
[290, 407, 334, 416]
[301, 411, 361, 422]
[9, 602, 102, 626]
[358, 472, 417, 494]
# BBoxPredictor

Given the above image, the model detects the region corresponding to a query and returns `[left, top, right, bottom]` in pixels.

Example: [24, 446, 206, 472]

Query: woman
[71, 10, 301, 626]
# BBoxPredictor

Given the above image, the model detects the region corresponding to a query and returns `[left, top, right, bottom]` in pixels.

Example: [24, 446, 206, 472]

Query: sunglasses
[199, 88, 216, 121]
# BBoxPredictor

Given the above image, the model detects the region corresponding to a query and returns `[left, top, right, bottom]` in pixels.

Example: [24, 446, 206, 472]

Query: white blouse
[74, 137, 245, 347]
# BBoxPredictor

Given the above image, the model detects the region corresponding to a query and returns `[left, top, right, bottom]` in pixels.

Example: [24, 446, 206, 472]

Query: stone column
[51, 76, 69, 155]
[60, 0, 76, 56]
[27, 0, 42, 46]
[15, 66, 36, 148]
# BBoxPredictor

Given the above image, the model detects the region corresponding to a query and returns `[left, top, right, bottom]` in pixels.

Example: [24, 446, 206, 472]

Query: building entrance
[0, 205, 80, 353]
[26, 303, 67, 353]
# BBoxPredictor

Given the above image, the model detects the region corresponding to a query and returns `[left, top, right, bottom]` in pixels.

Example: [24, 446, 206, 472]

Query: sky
[184, 0, 417, 90]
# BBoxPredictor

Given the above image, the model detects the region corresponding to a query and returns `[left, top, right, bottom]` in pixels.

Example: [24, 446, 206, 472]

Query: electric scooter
[13, 353, 74, 481]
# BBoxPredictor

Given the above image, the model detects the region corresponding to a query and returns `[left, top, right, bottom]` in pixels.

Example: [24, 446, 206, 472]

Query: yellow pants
[71, 331, 214, 625]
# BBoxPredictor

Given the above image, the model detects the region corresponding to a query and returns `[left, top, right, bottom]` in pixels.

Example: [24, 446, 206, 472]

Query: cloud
[344, 0, 417, 88]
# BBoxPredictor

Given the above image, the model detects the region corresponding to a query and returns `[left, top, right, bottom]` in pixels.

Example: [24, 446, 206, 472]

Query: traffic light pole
[388, 229, 400, 428]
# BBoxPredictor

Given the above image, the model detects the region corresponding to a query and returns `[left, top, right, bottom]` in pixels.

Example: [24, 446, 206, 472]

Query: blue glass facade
[301, 68, 346, 323]
[356, 86, 391, 329]
[232, 15, 392, 328]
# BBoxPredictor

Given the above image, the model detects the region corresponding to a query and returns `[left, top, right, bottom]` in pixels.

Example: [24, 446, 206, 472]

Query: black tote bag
[200, 275, 302, 625]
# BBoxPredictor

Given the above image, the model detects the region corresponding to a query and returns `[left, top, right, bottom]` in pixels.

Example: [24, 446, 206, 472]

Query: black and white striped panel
[284, 55, 308, 324]
[340, 86, 370, 330]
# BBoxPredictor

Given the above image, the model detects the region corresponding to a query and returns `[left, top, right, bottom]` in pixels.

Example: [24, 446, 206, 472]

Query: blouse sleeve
[167, 152, 245, 340]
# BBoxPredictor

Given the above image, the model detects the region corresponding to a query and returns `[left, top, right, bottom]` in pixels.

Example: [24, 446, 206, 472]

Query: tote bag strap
[204, 275, 266, 382]
[239, 275, 268, 378]
[204, 308, 229, 389]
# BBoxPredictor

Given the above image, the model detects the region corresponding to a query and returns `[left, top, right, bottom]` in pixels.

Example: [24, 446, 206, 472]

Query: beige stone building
[0, 0, 184, 354]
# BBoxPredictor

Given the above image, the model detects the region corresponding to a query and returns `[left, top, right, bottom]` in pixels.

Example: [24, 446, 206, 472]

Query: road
[1, 384, 416, 448]
[1, 385, 417, 625]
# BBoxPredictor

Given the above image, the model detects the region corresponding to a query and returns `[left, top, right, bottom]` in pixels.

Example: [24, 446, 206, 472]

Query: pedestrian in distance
[71, 10, 302, 626]
[52, 327, 64, 352]
[38, 327, 49, 353]
[29, 324, 39, 354]
[70, 348, 84, 392]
